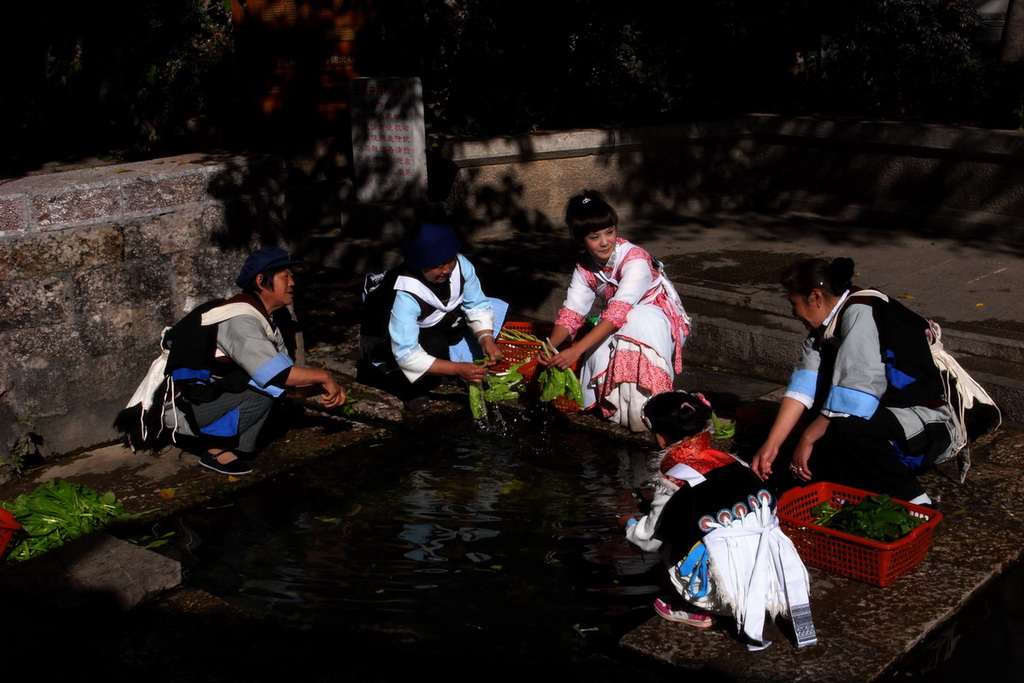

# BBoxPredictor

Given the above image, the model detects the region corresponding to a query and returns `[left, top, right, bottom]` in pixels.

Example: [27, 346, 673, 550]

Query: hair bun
[829, 257, 855, 293]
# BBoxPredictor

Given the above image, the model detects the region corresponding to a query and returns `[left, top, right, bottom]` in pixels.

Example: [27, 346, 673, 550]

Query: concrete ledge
[753, 115, 1024, 162]
[443, 119, 756, 167]
[0, 154, 284, 236]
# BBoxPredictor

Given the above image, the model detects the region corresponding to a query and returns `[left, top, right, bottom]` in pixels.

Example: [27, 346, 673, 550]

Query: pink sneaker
[653, 598, 714, 628]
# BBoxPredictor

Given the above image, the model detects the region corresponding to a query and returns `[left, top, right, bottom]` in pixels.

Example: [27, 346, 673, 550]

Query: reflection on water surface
[173, 415, 673, 673]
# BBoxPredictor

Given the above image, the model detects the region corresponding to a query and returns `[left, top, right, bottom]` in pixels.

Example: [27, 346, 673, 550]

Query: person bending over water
[623, 391, 816, 650]
[538, 190, 690, 431]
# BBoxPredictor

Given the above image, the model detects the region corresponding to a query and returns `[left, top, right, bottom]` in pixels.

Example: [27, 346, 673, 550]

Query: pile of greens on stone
[811, 494, 925, 543]
[497, 328, 583, 408]
[0, 479, 137, 561]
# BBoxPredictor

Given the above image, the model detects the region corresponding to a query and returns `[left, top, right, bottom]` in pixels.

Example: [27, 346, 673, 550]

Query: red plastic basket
[777, 482, 942, 587]
[495, 321, 581, 413]
[0, 509, 21, 559]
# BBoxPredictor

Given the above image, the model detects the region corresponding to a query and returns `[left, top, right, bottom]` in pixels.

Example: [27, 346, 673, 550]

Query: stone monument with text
[350, 77, 427, 202]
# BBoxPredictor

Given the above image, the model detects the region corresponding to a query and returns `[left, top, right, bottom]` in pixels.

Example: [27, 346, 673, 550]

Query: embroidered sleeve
[823, 303, 886, 419]
[555, 307, 586, 336]
[601, 300, 633, 327]
[556, 266, 597, 337]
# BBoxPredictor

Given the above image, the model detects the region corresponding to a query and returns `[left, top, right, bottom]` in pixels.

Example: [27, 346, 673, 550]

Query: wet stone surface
[619, 425, 1024, 681]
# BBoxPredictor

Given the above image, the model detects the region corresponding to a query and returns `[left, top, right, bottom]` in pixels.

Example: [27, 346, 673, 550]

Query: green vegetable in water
[468, 360, 530, 419]
[538, 366, 583, 407]
[0, 479, 141, 561]
[538, 366, 566, 402]
[811, 494, 924, 542]
[469, 383, 486, 419]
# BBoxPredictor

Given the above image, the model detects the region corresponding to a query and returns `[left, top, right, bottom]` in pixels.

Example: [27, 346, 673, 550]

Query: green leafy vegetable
[469, 360, 529, 419]
[710, 412, 736, 440]
[811, 494, 925, 542]
[497, 328, 543, 344]
[498, 327, 583, 407]
[538, 366, 583, 407]
[0, 480, 142, 561]
[469, 383, 486, 419]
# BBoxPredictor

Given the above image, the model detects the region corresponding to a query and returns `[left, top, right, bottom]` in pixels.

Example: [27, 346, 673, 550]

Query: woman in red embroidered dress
[538, 191, 691, 430]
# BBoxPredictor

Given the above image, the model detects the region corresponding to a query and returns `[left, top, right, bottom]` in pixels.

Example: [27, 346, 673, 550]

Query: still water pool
[160, 411, 1023, 680]
[169, 414, 686, 676]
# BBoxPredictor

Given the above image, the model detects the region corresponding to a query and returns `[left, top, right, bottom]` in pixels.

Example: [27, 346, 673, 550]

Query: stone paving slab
[618, 410, 1024, 682]
[0, 534, 181, 610]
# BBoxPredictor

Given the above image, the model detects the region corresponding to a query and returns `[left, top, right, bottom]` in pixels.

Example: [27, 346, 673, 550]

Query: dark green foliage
[814, 0, 982, 121]
[2, 0, 235, 175]
[811, 494, 925, 543]
[4, 0, 1023, 173]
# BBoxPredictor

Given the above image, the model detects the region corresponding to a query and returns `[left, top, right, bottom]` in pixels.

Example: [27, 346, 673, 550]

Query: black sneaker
[199, 453, 253, 476]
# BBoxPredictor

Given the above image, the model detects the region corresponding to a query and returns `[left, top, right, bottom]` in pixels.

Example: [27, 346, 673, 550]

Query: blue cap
[236, 246, 300, 287]
[402, 222, 461, 270]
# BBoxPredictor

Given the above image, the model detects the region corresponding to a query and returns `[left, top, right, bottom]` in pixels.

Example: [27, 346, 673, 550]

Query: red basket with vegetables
[777, 482, 942, 587]
[495, 322, 582, 413]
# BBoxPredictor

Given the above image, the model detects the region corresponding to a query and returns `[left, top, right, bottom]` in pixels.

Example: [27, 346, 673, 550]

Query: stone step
[677, 280, 1024, 425]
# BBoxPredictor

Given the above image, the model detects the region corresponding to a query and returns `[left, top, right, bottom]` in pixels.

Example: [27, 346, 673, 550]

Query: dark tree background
[2, 0, 1021, 179]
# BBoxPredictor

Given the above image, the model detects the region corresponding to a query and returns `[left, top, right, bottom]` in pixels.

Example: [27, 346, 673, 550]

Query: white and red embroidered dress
[555, 238, 691, 430]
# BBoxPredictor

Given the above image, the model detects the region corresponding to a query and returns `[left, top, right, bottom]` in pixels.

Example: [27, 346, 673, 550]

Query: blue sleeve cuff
[824, 386, 879, 419]
[787, 368, 818, 399]
[251, 352, 294, 389]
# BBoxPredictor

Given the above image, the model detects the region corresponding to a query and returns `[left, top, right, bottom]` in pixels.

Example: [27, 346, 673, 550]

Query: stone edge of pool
[0, 360, 1020, 681]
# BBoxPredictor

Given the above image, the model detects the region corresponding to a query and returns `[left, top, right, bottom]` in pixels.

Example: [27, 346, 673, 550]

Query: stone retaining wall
[0, 154, 288, 459]
[442, 115, 1024, 241]
[5, 116, 1024, 458]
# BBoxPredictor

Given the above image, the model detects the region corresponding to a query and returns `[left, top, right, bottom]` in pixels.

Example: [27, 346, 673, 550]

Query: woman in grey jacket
[751, 257, 952, 505]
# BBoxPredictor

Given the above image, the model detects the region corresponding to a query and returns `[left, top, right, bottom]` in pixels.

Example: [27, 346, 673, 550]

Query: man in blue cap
[164, 246, 346, 475]
[359, 222, 505, 411]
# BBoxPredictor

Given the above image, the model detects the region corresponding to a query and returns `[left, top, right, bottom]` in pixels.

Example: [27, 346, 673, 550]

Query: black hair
[642, 391, 713, 443]
[565, 190, 618, 242]
[241, 266, 289, 296]
[780, 257, 855, 298]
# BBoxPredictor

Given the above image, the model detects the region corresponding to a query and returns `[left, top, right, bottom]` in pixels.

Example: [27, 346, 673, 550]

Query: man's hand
[319, 374, 346, 408]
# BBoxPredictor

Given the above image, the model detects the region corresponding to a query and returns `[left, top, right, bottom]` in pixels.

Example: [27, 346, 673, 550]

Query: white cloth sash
[699, 503, 817, 650]
[394, 260, 464, 328]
